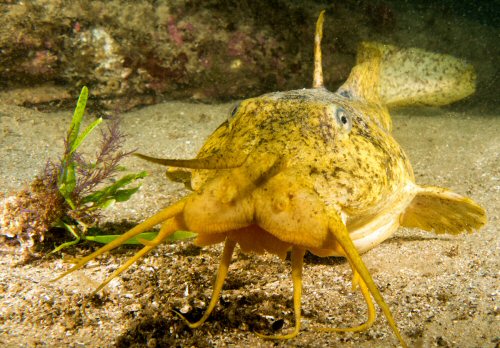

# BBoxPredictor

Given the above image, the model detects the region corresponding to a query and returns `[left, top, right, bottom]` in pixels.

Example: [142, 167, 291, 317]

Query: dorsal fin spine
[313, 10, 325, 88]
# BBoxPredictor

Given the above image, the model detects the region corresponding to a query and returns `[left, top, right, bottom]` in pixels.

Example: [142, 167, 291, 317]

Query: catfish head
[55, 11, 485, 348]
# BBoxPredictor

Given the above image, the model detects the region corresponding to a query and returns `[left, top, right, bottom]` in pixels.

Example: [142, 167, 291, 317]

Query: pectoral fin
[400, 185, 486, 234]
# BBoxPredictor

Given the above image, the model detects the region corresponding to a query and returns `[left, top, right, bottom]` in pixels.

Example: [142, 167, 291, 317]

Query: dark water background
[0, 0, 498, 111]
[406, 0, 499, 26]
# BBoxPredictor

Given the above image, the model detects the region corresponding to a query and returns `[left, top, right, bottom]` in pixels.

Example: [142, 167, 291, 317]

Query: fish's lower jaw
[341, 207, 409, 256]
[340, 183, 418, 255]
[350, 218, 400, 254]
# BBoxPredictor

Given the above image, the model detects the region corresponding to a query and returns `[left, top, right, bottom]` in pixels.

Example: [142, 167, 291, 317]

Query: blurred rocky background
[0, 0, 498, 112]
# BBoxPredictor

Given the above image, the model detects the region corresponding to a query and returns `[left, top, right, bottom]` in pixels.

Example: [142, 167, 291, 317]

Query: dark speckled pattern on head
[193, 87, 414, 219]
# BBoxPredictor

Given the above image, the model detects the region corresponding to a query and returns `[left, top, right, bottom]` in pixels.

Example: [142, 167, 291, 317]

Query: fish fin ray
[400, 185, 486, 234]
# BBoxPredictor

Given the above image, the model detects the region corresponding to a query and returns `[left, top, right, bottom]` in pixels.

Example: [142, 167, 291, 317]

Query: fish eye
[335, 107, 352, 132]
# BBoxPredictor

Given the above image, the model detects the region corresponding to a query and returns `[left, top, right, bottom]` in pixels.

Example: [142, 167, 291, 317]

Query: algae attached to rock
[0, 87, 146, 261]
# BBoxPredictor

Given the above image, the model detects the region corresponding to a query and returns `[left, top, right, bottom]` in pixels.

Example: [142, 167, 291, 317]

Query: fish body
[189, 87, 416, 256]
[186, 36, 483, 257]
[56, 11, 486, 347]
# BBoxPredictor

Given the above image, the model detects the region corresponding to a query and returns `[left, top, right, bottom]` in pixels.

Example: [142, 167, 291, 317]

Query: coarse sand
[0, 101, 498, 347]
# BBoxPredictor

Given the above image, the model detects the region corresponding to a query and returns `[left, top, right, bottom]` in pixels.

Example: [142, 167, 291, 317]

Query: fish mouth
[344, 183, 418, 254]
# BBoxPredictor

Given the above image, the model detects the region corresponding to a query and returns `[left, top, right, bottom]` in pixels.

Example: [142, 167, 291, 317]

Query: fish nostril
[272, 194, 289, 212]
[228, 102, 241, 122]
[220, 184, 238, 204]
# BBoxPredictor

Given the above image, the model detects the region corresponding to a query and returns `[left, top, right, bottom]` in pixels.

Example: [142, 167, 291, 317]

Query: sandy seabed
[0, 100, 498, 347]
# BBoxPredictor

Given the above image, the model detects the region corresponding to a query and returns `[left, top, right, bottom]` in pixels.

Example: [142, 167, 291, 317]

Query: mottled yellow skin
[188, 88, 415, 257]
[55, 11, 486, 348]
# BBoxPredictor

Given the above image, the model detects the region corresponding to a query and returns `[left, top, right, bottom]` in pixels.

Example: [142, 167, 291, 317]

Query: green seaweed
[85, 230, 198, 245]
[58, 86, 100, 209]
[50, 86, 151, 250]
[0, 87, 193, 260]
[53, 87, 196, 249]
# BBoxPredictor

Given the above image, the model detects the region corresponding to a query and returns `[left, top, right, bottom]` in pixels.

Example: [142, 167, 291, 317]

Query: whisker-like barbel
[55, 11, 485, 348]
